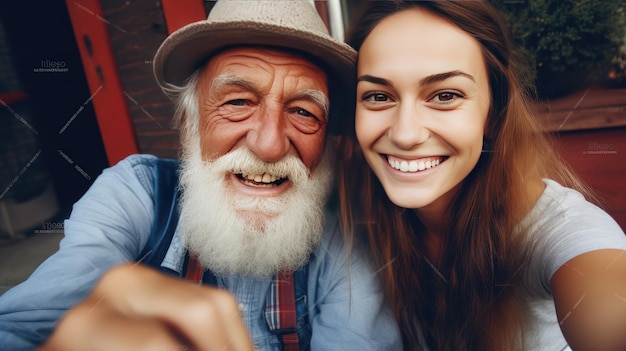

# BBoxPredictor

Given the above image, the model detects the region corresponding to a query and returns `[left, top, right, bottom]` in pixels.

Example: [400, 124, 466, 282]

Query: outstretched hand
[39, 263, 254, 351]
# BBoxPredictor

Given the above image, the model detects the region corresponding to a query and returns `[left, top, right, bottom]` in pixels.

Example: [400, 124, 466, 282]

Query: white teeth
[243, 173, 279, 184]
[400, 161, 408, 172]
[387, 156, 442, 173]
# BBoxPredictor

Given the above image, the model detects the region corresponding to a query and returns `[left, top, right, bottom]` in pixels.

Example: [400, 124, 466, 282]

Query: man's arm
[0, 155, 156, 348]
[307, 212, 402, 350]
[39, 263, 254, 351]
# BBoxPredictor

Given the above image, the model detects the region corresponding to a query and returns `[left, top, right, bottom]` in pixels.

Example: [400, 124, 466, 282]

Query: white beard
[177, 139, 332, 278]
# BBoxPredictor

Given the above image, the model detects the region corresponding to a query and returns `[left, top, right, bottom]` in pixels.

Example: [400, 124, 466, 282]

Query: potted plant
[493, 0, 626, 99]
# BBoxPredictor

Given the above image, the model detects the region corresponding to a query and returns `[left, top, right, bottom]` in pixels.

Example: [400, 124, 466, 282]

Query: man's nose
[388, 104, 430, 149]
[245, 104, 290, 162]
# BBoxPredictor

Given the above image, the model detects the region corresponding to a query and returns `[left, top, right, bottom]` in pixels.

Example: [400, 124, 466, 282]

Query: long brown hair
[335, 1, 593, 350]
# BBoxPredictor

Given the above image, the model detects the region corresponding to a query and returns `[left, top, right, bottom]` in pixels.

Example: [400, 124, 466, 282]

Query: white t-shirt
[521, 179, 626, 350]
[415, 179, 626, 350]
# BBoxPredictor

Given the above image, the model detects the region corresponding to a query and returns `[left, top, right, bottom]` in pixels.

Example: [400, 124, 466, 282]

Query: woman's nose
[387, 104, 429, 149]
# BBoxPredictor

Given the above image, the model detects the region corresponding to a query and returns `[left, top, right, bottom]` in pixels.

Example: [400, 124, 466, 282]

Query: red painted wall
[552, 127, 626, 231]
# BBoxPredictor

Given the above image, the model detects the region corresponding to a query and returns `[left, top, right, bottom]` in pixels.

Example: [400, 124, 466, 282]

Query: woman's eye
[430, 91, 461, 104]
[363, 92, 390, 102]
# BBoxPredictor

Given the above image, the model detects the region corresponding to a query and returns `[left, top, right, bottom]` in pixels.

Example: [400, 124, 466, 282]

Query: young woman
[335, 1, 626, 350]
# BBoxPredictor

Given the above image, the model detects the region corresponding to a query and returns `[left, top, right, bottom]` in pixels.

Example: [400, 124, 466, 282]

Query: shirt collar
[160, 224, 186, 274]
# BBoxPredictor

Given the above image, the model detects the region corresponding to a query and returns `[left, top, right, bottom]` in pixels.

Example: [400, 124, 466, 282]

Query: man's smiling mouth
[237, 173, 287, 187]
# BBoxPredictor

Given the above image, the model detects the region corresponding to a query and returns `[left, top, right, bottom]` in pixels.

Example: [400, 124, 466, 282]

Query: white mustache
[207, 148, 310, 186]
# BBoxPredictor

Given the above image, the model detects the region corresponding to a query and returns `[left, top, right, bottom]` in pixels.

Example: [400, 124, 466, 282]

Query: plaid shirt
[185, 256, 300, 351]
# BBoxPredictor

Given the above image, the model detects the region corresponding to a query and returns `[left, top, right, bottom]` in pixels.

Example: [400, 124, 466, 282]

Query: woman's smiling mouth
[386, 155, 447, 173]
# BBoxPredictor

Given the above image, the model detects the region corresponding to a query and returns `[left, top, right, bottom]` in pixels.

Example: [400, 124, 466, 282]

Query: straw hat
[153, 0, 356, 101]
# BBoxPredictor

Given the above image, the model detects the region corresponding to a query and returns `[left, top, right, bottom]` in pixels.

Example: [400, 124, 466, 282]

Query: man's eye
[225, 99, 247, 106]
[288, 108, 323, 134]
[296, 108, 314, 118]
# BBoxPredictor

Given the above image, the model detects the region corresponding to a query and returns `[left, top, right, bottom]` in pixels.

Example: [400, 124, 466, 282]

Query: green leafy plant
[493, 0, 626, 97]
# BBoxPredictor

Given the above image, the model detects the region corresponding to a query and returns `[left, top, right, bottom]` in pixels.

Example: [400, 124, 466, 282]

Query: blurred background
[0, 0, 625, 294]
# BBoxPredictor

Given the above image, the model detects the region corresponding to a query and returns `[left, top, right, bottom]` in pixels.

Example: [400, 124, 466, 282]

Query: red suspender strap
[185, 257, 300, 351]
[277, 271, 299, 351]
[185, 255, 203, 284]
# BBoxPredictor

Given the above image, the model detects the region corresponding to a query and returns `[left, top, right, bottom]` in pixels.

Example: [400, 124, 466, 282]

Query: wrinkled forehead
[202, 46, 328, 81]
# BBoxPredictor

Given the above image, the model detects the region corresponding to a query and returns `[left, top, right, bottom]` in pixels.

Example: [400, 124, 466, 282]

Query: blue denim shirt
[0, 154, 401, 350]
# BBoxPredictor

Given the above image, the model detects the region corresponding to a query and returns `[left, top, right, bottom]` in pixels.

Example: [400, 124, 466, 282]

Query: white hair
[161, 69, 201, 133]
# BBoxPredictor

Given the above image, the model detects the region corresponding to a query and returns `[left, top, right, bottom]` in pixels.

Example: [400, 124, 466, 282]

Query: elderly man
[0, 0, 400, 350]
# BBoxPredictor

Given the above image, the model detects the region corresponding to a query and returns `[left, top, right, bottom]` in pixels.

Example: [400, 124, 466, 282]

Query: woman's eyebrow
[420, 70, 475, 85]
[357, 74, 391, 86]
[357, 70, 475, 87]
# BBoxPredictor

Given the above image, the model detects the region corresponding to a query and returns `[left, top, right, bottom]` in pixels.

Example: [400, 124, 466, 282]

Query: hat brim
[154, 21, 356, 91]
